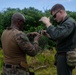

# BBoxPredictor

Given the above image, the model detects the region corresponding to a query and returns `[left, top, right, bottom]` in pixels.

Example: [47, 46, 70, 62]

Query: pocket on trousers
[66, 50, 76, 67]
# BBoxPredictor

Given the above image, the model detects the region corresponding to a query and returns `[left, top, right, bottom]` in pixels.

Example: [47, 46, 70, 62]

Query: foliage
[0, 7, 76, 49]
[0, 49, 76, 75]
[0, 50, 3, 70]
[0, 8, 76, 74]
[38, 35, 49, 50]
[67, 11, 76, 20]
[22, 7, 44, 31]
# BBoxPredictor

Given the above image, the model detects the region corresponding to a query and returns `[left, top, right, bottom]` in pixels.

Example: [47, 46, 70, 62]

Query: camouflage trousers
[1, 66, 27, 75]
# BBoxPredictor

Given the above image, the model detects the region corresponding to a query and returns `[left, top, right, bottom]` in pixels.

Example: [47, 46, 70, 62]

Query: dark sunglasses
[53, 10, 61, 18]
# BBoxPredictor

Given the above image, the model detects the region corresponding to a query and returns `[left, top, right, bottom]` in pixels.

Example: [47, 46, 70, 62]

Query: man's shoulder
[63, 16, 76, 26]
[67, 16, 76, 23]
[13, 29, 26, 36]
[13, 29, 28, 41]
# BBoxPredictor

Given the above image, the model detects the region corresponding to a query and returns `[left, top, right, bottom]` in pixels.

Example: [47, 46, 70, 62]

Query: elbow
[51, 36, 57, 40]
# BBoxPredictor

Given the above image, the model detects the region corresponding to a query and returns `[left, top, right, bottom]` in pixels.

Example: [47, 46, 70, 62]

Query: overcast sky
[0, 0, 76, 12]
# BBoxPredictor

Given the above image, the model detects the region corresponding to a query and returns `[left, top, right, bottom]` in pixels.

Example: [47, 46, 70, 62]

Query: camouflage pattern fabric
[13, 30, 39, 56]
[67, 50, 76, 66]
[1, 66, 27, 75]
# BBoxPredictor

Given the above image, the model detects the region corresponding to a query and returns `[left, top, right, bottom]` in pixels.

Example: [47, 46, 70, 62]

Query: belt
[3, 63, 24, 69]
[57, 52, 66, 55]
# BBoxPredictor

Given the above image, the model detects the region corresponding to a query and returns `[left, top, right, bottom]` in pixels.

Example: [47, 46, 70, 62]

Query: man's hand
[29, 32, 39, 36]
[39, 17, 52, 28]
[41, 30, 51, 38]
[27, 32, 40, 41]
[34, 34, 41, 42]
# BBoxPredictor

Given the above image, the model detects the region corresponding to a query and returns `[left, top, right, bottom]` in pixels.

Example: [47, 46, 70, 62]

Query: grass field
[0, 49, 76, 75]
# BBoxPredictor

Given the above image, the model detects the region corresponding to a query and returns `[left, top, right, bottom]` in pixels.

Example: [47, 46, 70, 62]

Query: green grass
[0, 49, 76, 75]
[0, 50, 3, 75]
[0, 50, 3, 70]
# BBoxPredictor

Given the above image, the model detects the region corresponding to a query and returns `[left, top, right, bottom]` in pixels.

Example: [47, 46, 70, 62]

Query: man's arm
[15, 32, 40, 56]
[46, 22, 74, 40]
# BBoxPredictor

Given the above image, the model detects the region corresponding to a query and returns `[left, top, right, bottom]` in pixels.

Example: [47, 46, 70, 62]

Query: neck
[62, 12, 67, 21]
[11, 24, 19, 30]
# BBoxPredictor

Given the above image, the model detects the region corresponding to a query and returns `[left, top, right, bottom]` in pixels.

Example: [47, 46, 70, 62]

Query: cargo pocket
[66, 50, 76, 67]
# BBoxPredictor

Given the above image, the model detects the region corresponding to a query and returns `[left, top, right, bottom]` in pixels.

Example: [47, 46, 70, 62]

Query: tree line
[0, 7, 76, 50]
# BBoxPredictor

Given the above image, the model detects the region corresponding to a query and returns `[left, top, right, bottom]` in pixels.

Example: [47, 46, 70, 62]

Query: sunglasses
[52, 10, 61, 18]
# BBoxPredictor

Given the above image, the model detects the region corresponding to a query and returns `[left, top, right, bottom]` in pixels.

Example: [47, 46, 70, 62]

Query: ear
[60, 10, 64, 14]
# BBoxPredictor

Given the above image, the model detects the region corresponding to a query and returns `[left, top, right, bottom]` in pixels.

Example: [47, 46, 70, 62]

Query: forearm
[24, 41, 39, 56]
[46, 23, 74, 40]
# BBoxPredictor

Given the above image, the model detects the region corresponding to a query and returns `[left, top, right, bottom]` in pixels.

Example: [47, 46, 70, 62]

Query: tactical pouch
[20, 61, 29, 71]
[66, 50, 76, 66]
[20, 61, 35, 75]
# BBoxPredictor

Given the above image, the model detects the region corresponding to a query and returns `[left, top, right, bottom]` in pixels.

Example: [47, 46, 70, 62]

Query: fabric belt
[3, 63, 24, 69]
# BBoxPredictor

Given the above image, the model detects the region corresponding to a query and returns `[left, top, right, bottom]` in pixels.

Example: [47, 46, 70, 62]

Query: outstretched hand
[41, 30, 51, 38]
[39, 16, 52, 28]
[29, 32, 41, 42]
[34, 33, 41, 42]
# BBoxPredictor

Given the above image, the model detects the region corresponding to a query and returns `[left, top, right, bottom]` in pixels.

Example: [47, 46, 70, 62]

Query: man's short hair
[11, 12, 25, 23]
[50, 4, 65, 14]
